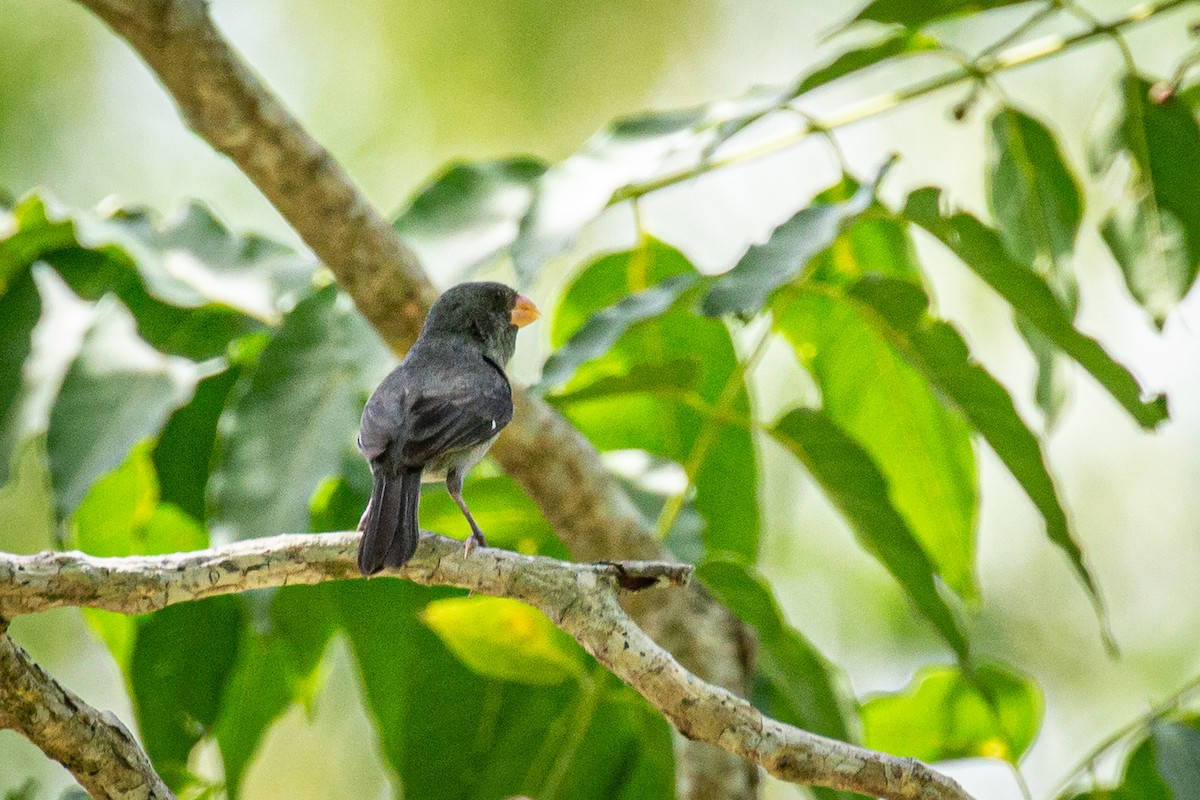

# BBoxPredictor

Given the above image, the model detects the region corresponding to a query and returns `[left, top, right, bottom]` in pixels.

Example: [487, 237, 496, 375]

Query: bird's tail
[357, 467, 422, 575]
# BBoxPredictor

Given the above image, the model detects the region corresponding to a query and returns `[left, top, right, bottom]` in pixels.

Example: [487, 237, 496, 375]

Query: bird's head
[421, 281, 540, 364]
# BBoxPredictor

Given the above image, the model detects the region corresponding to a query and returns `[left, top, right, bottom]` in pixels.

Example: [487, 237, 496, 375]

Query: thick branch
[0, 536, 974, 800]
[0, 630, 175, 800]
[67, 1, 757, 795]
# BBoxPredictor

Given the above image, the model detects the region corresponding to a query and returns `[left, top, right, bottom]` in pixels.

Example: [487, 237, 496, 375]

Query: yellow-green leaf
[422, 596, 586, 686]
[862, 664, 1042, 765]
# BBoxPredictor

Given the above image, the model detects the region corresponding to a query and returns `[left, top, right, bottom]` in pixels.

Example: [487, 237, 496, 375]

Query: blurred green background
[2, 1, 1199, 799]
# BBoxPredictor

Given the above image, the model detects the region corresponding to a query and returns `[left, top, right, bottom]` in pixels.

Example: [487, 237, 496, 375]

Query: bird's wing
[397, 352, 513, 466]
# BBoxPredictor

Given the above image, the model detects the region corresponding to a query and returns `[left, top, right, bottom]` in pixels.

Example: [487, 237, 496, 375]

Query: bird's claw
[463, 532, 488, 556]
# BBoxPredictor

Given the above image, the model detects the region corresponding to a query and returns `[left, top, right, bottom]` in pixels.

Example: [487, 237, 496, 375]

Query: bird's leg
[446, 469, 488, 555]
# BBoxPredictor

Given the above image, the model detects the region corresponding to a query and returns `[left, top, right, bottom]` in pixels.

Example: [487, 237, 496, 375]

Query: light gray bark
[0, 534, 975, 800]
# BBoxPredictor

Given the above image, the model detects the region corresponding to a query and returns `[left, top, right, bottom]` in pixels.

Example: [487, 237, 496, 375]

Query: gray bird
[356, 282, 540, 575]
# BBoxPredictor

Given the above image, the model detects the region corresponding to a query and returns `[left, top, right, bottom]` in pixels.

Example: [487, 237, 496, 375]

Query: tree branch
[0, 536, 975, 800]
[66, 1, 758, 794]
[0, 628, 175, 800]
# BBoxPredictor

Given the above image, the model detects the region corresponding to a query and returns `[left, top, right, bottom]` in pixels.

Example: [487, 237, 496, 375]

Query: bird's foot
[463, 530, 488, 556]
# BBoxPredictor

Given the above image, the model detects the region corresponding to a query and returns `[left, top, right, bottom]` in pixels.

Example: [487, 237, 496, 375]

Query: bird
[355, 281, 540, 576]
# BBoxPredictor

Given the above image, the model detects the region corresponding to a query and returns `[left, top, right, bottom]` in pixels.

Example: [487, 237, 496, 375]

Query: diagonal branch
[65, 1, 758, 795]
[0, 628, 175, 800]
[0, 536, 975, 800]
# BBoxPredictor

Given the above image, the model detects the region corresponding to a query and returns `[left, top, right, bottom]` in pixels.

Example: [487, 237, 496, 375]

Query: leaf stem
[652, 322, 774, 543]
[1051, 669, 1200, 798]
[612, 0, 1192, 204]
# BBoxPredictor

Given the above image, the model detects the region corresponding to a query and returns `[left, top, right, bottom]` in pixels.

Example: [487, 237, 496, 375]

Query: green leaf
[1152, 721, 1200, 800]
[845, 276, 1103, 615]
[47, 304, 198, 514]
[418, 474, 570, 559]
[269, 584, 339, 697]
[793, 30, 940, 97]
[0, 437, 56, 555]
[988, 107, 1083, 283]
[130, 596, 244, 788]
[536, 273, 699, 391]
[2, 196, 285, 361]
[512, 109, 707, 281]
[337, 578, 674, 800]
[549, 359, 701, 406]
[72, 441, 158, 557]
[214, 632, 294, 800]
[1092, 75, 1200, 324]
[1065, 717, 1200, 800]
[152, 363, 244, 521]
[771, 408, 969, 662]
[847, 0, 1034, 29]
[702, 169, 887, 316]
[211, 584, 339, 799]
[72, 442, 210, 675]
[210, 285, 386, 538]
[549, 239, 759, 560]
[774, 286, 979, 600]
[99, 202, 313, 319]
[905, 187, 1168, 429]
[861, 664, 1043, 764]
[393, 157, 548, 276]
[697, 556, 854, 741]
[0, 267, 40, 481]
[423, 596, 586, 686]
[989, 106, 1084, 423]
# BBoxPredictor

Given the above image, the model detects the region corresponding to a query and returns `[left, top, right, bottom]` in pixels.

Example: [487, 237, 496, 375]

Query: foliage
[3, 0, 1199, 798]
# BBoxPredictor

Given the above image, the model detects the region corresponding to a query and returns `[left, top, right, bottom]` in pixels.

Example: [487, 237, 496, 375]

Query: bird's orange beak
[510, 294, 540, 328]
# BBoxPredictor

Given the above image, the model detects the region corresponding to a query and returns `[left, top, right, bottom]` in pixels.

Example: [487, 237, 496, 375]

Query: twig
[614, 0, 1192, 203]
[0, 535, 975, 800]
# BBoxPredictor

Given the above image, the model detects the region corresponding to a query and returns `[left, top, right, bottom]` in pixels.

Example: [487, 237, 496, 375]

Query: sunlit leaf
[846, 0, 1034, 29]
[771, 407, 969, 661]
[393, 157, 548, 277]
[774, 286, 979, 600]
[47, 304, 199, 514]
[423, 596, 586, 686]
[1092, 75, 1200, 325]
[71, 442, 210, 681]
[549, 239, 759, 560]
[702, 168, 887, 316]
[905, 187, 1168, 429]
[845, 276, 1102, 613]
[210, 285, 387, 538]
[72, 441, 160, 557]
[861, 664, 1042, 764]
[0, 437, 56, 555]
[697, 556, 855, 741]
[793, 30, 940, 97]
[537, 273, 699, 391]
